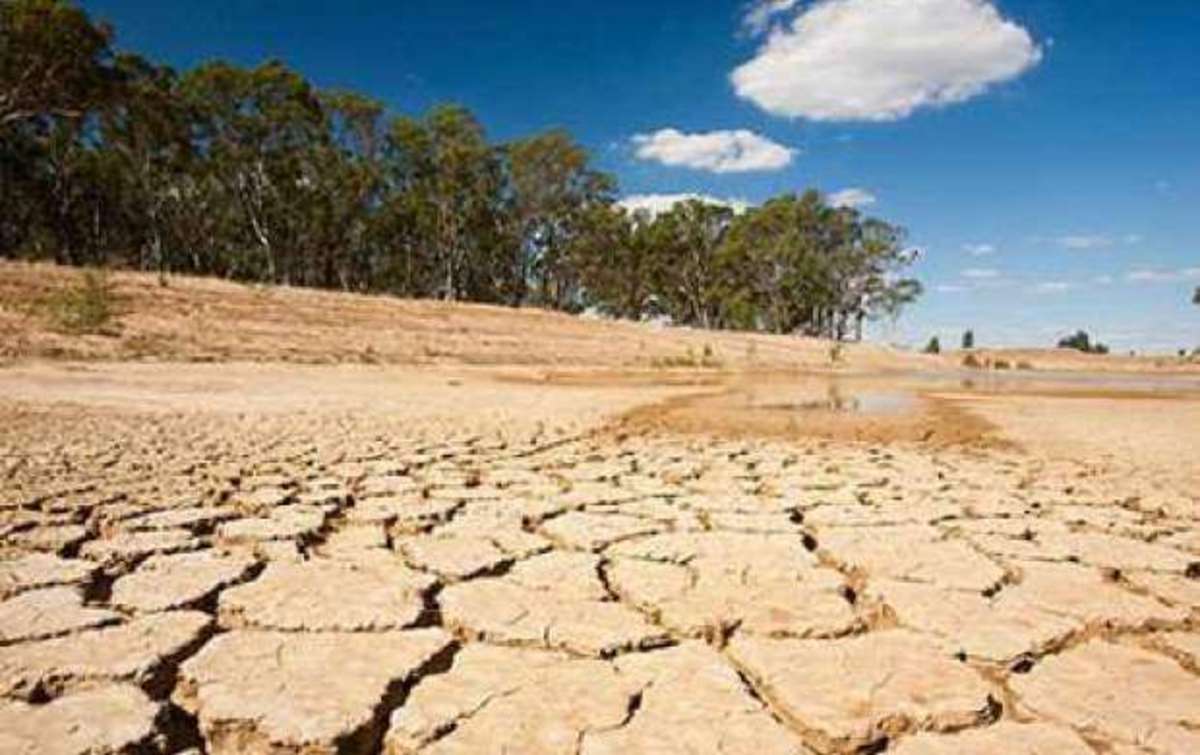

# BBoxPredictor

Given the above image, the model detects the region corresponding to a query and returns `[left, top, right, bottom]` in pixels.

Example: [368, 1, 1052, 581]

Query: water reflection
[749, 383, 917, 416]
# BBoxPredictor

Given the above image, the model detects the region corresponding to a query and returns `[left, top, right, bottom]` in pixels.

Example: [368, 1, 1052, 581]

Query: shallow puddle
[751, 386, 917, 416]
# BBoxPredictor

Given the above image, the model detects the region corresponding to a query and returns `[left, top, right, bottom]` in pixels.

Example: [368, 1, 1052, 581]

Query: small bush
[993, 359, 1011, 370]
[651, 345, 722, 369]
[43, 270, 119, 335]
[829, 342, 844, 365]
[1016, 361, 1034, 370]
[923, 336, 941, 354]
[962, 353, 983, 369]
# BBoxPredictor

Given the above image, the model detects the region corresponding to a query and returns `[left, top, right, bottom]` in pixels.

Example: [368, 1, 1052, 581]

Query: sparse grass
[828, 342, 844, 365]
[1016, 361, 1035, 370]
[40, 269, 120, 335]
[650, 345, 723, 369]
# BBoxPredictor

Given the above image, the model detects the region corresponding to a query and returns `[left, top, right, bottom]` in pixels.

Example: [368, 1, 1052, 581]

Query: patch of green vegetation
[41, 269, 120, 335]
[650, 345, 723, 369]
[1057, 330, 1109, 354]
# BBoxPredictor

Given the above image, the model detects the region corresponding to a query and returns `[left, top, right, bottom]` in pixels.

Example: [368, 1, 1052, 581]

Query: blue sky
[82, 0, 1200, 351]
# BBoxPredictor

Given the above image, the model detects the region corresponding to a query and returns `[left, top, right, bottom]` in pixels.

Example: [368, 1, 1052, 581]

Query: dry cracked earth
[1, 371, 1199, 755]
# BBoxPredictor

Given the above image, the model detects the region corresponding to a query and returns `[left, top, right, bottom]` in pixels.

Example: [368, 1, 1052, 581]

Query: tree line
[1, 0, 922, 338]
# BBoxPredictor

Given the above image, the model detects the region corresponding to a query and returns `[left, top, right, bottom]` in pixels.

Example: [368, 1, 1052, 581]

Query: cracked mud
[1, 366, 1198, 754]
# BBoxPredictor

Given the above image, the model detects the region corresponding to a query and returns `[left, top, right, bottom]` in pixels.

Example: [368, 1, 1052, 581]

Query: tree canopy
[1057, 330, 1109, 355]
[1, 0, 923, 339]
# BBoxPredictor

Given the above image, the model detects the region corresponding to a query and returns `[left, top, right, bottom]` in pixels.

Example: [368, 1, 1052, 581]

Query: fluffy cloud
[828, 188, 877, 209]
[617, 193, 752, 217]
[731, 0, 1043, 121]
[963, 243, 995, 257]
[631, 128, 796, 173]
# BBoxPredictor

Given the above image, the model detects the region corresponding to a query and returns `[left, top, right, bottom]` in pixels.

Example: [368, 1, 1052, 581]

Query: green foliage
[1, 0, 925, 340]
[714, 191, 922, 338]
[961, 329, 975, 350]
[42, 268, 118, 333]
[0, 0, 114, 127]
[923, 336, 941, 354]
[1057, 330, 1109, 354]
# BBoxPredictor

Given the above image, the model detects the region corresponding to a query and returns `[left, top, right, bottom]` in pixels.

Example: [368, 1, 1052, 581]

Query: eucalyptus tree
[571, 205, 666, 320]
[650, 199, 735, 328]
[0, 123, 42, 252]
[299, 90, 385, 290]
[99, 54, 192, 280]
[383, 104, 502, 301]
[0, 0, 113, 128]
[718, 192, 837, 334]
[1, 0, 117, 260]
[180, 59, 326, 282]
[715, 191, 921, 338]
[503, 129, 615, 308]
[839, 215, 923, 340]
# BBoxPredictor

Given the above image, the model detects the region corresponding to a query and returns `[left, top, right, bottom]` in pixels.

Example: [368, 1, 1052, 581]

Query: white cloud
[935, 284, 969, 294]
[963, 243, 995, 257]
[731, 0, 1042, 121]
[631, 128, 796, 173]
[1032, 281, 1072, 293]
[1093, 274, 1114, 286]
[961, 268, 999, 279]
[617, 193, 752, 217]
[1126, 267, 1200, 283]
[1056, 235, 1113, 250]
[828, 188, 877, 209]
[742, 0, 801, 36]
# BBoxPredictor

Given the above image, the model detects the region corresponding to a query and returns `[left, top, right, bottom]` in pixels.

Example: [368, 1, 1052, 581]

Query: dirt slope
[1, 261, 928, 370]
[4, 261, 1196, 374]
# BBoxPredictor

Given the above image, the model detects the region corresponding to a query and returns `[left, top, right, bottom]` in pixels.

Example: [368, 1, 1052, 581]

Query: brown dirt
[0, 261, 926, 371]
[2, 263, 1199, 755]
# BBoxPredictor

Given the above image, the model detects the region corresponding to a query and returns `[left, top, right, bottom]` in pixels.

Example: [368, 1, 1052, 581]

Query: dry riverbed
[1, 361, 1198, 754]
